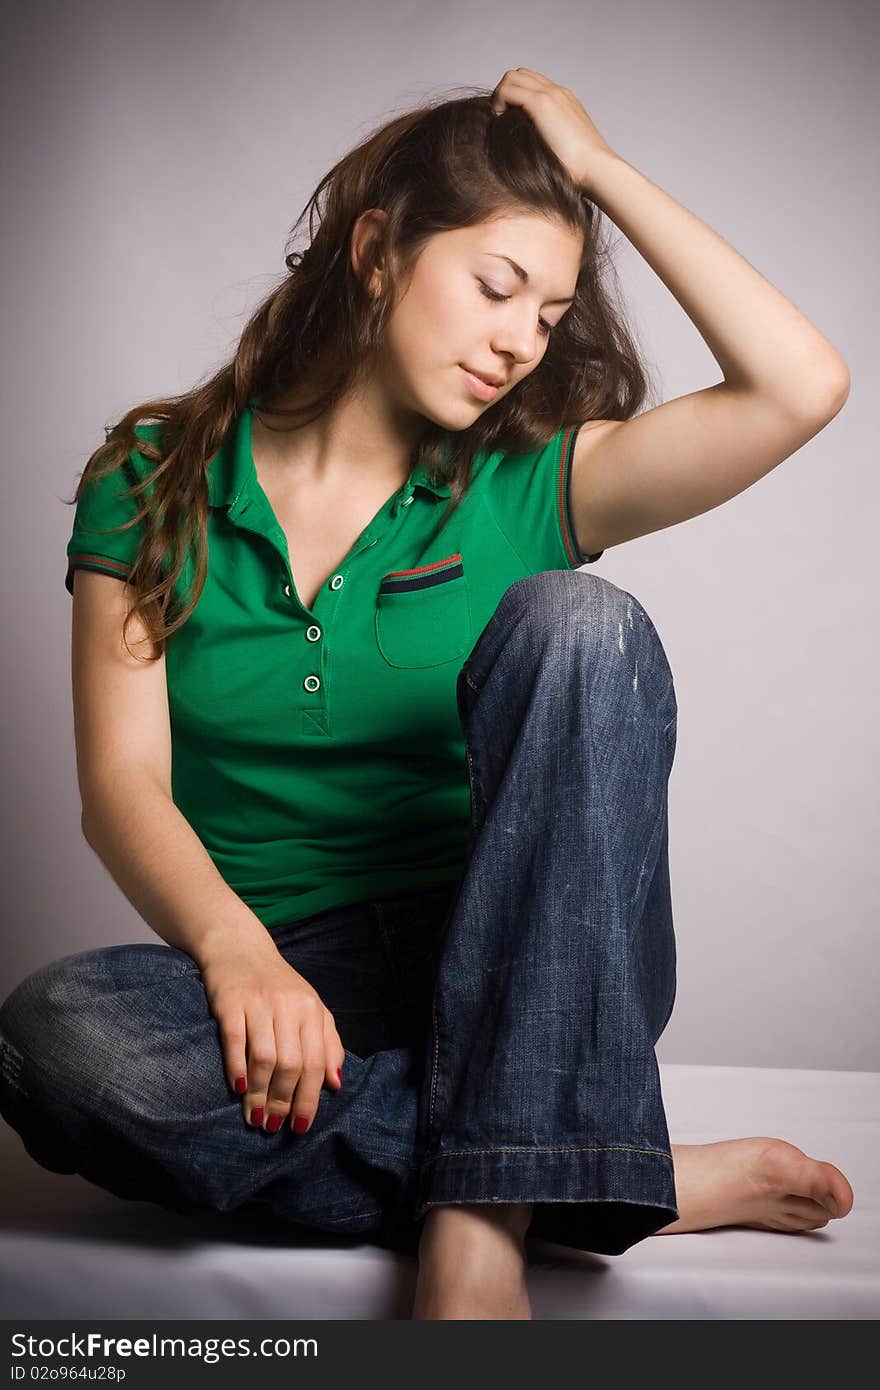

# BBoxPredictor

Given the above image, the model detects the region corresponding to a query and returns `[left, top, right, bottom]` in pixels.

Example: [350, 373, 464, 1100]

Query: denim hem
[412, 1142, 678, 1257]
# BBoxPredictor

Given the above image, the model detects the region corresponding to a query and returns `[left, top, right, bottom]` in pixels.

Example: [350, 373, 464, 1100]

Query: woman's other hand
[489, 67, 618, 194]
[199, 933, 345, 1133]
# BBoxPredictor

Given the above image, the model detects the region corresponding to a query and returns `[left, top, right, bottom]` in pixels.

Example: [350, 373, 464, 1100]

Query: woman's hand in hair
[489, 67, 618, 195]
[199, 931, 345, 1134]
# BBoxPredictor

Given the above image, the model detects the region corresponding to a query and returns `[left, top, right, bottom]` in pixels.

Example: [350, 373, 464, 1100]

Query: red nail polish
[337, 1068, 343, 1085]
[234, 1076, 247, 1095]
[293, 1115, 309, 1134]
[266, 1114, 282, 1134]
[250, 1106, 264, 1126]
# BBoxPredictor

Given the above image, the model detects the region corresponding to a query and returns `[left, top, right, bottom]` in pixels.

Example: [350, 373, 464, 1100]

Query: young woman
[0, 70, 854, 1320]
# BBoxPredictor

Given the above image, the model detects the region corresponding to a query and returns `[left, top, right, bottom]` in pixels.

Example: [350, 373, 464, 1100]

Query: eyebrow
[484, 252, 575, 305]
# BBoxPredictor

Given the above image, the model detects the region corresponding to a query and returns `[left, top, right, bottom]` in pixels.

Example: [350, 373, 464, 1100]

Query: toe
[825, 1171, 855, 1218]
[759, 1141, 854, 1219]
[784, 1194, 835, 1227]
[808, 1162, 854, 1218]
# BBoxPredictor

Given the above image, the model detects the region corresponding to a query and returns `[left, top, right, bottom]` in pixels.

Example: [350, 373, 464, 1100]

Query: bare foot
[653, 1138, 855, 1236]
[412, 1202, 533, 1319]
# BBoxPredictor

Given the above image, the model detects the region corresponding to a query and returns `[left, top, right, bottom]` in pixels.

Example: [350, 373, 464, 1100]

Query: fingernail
[234, 1076, 247, 1095]
[250, 1106, 264, 1126]
[337, 1068, 343, 1085]
[265, 1114, 282, 1134]
[293, 1115, 309, 1134]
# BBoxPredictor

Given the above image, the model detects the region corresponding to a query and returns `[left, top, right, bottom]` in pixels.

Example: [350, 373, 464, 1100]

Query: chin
[443, 405, 486, 432]
[416, 392, 479, 431]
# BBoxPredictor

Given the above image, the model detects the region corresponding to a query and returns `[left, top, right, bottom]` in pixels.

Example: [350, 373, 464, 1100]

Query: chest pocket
[375, 553, 471, 669]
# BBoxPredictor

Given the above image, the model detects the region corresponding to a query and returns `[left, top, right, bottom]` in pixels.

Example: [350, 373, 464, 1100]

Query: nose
[490, 321, 543, 370]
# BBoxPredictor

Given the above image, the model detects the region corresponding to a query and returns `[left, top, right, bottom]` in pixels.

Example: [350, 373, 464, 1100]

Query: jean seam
[418, 1195, 677, 1216]
[320, 1209, 384, 1225]
[430, 686, 479, 1139]
[422, 1143, 674, 1163]
[428, 994, 441, 1138]
[463, 743, 481, 841]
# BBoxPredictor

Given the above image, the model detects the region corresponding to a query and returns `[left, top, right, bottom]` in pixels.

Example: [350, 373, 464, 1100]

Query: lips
[460, 368, 501, 402]
[463, 366, 506, 387]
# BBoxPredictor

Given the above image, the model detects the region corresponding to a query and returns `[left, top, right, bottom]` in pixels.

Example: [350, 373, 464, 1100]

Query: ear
[350, 208, 390, 297]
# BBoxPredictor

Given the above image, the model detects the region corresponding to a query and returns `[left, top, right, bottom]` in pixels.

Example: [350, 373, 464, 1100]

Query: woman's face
[368, 210, 583, 430]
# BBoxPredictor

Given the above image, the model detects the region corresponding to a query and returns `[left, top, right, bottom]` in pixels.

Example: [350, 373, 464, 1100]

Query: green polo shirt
[65, 402, 603, 929]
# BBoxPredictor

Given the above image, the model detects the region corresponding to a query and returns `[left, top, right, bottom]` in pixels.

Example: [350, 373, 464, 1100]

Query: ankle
[421, 1201, 533, 1249]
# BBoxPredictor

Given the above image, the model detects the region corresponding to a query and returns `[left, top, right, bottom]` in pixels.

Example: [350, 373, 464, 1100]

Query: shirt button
[305, 625, 321, 642]
[282, 582, 291, 597]
[402, 495, 414, 507]
[303, 675, 321, 693]
[330, 575, 344, 590]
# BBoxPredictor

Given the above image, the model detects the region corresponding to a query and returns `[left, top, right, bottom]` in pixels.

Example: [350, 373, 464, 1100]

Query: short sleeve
[65, 426, 159, 595]
[483, 422, 604, 573]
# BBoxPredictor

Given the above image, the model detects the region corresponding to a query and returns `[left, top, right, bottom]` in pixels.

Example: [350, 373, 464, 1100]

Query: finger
[498, 67, 546, 84]
[323, 1012, 345, 1091]
[495, 68, 550, 94]
[490, 68, 520, 111]
[491, 71, 549, 115]
[290, 1021, 326, 1133]
[242, 1011, 277, 1127]
[215, 1004, 248, 1098]
[262, 1009, 303, 1133]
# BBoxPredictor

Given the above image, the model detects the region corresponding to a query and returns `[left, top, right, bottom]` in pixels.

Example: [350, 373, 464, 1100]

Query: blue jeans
[0, 571, 679, 1257]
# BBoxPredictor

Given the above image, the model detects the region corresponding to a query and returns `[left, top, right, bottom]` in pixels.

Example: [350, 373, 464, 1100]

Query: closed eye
[477, 280, 553, 337]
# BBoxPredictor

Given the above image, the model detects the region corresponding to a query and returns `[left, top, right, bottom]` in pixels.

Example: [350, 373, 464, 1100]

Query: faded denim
[0, 571, 680, 1256]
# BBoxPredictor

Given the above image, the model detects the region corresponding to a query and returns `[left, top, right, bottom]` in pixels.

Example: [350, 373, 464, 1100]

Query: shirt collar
[206, 399, 453, 508]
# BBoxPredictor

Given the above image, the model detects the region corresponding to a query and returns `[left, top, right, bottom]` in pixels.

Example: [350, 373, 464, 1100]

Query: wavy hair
[66, 88, 653, 661]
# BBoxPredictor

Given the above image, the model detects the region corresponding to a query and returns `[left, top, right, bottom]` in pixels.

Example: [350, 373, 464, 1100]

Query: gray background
[2, 0, 876, 1069]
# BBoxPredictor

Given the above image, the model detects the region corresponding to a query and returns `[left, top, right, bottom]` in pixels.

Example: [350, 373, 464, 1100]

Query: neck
[253, 373, 425, 489]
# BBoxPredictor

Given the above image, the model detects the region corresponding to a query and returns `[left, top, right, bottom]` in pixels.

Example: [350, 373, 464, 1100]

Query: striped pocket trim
[379, 553, 463, 595]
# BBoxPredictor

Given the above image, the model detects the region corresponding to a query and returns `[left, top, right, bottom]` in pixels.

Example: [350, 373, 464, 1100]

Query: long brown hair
[67, 88, 653, 662]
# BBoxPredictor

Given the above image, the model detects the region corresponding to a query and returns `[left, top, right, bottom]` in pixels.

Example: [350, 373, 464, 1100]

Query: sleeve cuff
[65, 555, 132, 595]
[558, 423, 604, 568]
